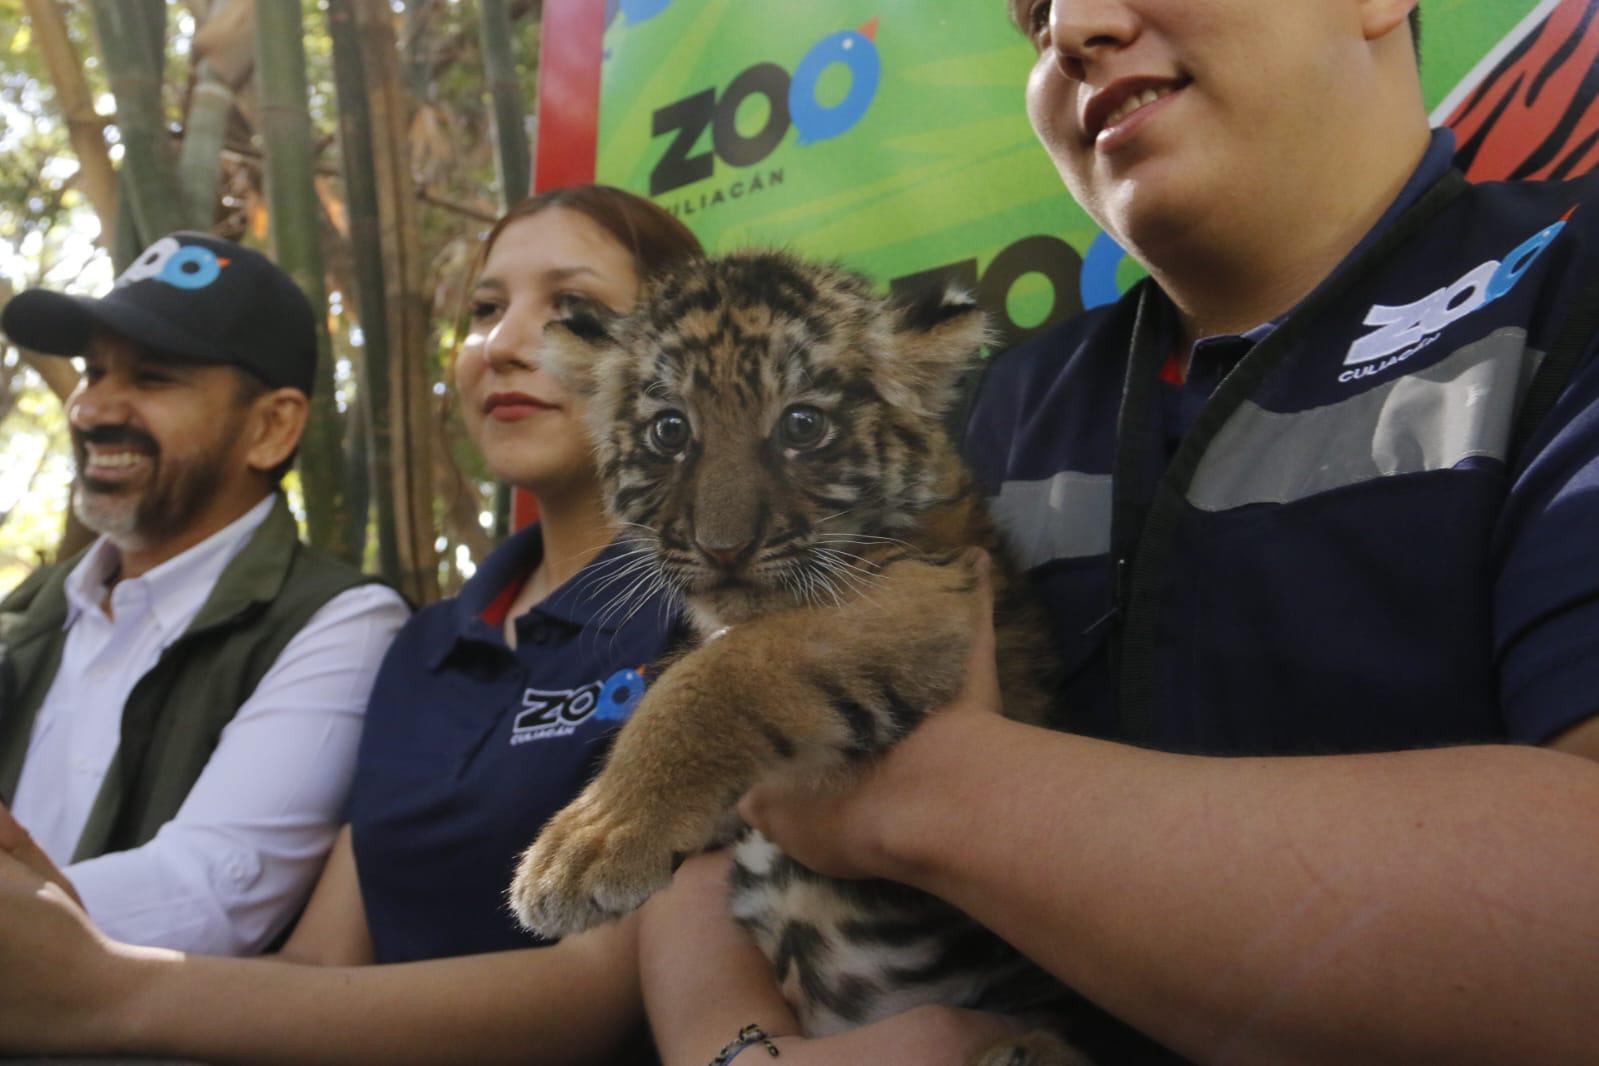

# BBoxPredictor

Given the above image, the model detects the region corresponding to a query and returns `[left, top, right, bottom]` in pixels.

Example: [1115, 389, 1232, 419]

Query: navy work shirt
[349, 525, 682, 963]
[966, 130, 1599, 754]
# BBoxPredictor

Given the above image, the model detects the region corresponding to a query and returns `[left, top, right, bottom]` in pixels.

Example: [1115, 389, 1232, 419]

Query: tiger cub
[509, 251, 1090, 1064]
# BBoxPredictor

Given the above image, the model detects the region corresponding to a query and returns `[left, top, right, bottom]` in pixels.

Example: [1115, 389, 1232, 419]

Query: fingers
[736, 784, 774, 841]
[964, 548, 997, 671]
[0, 801, 29, 853]
[732, 783, 805, 856]
[0, 848, 45, 891]
[737, 780, 828, 841]
[951, 550, 1002, 716]
[0, 812, 85, 910]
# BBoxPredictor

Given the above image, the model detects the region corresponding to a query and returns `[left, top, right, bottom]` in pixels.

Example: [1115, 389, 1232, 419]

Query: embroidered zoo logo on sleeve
[1341, 208, 1574, 382]
[510, 666, 650, 745]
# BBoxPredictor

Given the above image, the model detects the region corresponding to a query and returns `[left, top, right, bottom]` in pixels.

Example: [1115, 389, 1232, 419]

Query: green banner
[596, 0, 1584, 347]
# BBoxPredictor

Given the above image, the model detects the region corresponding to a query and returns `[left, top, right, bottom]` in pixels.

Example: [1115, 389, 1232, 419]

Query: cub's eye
[778, 405, 828, 450]
[648, 410, 692, 455]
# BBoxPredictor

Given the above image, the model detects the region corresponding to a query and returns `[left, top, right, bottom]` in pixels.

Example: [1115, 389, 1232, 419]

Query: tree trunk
[178, 65, 233, 229]
[191, 0, 257, 88]
[350, 0, 440, 604]
[479, 0, 531, 204]
[21, 0, 118, 238]
[179, 0, 248, 231]
[255, 0, 356, 560]
[327, 0, 403, 588]
[87, 0, 185, 242]
[343, 392, 372, 567]
[185, 0, 257, 231]
[478, 0, 532, 540]
[111, 173, 144, 272]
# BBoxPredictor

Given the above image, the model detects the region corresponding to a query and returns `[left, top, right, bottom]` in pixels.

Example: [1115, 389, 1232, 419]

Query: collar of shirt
[1171, 127, 1460, 379]
[429, 524, 646, 669]
[61, 494, 277, 641]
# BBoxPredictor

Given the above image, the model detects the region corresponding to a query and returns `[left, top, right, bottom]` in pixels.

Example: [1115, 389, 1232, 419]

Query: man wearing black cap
[0, 233, 408, 955]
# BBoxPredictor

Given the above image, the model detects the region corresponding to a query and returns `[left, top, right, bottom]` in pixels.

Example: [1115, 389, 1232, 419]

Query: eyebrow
[473, 265, 605, 293]
[138, 356, 203, 375]
[83, 348, 201, 374]
[546, 265, 603, 282]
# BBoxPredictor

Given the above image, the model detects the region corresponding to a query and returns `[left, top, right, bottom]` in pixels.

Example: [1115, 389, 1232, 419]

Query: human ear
[1357, 0, 1416, 43]
[245, 388, 310, 476]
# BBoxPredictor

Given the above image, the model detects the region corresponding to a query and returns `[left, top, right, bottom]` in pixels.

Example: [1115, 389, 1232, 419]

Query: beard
[72, 425, 236, 550]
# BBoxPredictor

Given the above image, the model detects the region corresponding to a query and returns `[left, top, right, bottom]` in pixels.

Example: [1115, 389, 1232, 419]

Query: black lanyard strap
[1110, 168, 1472, 744]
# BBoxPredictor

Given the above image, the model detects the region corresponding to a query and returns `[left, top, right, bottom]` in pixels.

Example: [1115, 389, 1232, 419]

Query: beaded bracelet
[709, 1023, 781, 1064]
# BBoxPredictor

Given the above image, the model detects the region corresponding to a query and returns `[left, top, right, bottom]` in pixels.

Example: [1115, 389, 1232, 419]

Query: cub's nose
[695, 536, 754, 570]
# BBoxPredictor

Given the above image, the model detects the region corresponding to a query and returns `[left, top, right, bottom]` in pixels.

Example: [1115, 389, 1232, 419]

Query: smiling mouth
[79, 443, 155, 486]
[484, 395, 556, 420]
[1086, 77, 1191, 145]
[1104, 85, 1179, 130]
[85, 452, 149, 469]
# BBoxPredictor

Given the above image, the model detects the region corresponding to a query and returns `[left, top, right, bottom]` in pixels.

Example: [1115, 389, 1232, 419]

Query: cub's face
[543, 251, 984, 627]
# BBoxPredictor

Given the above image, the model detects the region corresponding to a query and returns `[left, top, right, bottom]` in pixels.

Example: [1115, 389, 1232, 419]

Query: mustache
[74, 426, 159, 452]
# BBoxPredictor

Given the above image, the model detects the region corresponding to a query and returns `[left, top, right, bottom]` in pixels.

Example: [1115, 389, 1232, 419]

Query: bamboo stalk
[479, 0, 531, 204]
[87, 0, 186, 241]
[478, 0, 532, 541]
[182, 0, 257, 228]
[255, 0, 356, 559]
[352, 0, 439, 603]
[112, 172, 143, 272]
[21, 0, 118, 236]
[327, 0, 400, 586]
[191, 0, 257, 87]
[177, 69, 235, 228]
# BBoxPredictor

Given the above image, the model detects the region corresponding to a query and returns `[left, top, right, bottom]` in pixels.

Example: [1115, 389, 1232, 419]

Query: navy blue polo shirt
[1156, 131, 1461, 451]
[349, 525, 682, 963]
[966, 133, 1599, 754]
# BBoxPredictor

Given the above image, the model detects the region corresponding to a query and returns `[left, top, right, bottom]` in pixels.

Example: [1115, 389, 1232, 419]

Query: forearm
[639, 853, 1024, 1066]
[876, 714, 1599, 1065]
[107, 918, 643, 1064]
[272, 828, 375, 967]
[640, 852, 799, 1066]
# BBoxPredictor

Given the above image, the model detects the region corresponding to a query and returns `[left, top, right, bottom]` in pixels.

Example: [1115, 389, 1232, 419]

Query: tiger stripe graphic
[1441, 0, 1599, 182]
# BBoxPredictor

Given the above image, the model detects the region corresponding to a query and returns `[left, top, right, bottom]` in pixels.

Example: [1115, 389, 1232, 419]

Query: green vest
[0, 496, 382, 862]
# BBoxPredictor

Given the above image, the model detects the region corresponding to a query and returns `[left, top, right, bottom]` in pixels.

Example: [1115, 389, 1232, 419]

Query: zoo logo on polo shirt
[1340, 207, 1575, 383]
[510, 666, 649, 745]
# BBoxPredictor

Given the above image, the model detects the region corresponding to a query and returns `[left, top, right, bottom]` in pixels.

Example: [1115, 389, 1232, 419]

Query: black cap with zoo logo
[0, 231, 318, 396]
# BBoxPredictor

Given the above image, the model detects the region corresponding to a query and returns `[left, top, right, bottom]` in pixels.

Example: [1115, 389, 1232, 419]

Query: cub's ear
[540, 296, 621, 398]
[882, 284, 988, 418]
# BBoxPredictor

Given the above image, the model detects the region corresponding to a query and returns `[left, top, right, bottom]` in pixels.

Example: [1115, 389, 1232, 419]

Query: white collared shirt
[10, 495, 409, 954]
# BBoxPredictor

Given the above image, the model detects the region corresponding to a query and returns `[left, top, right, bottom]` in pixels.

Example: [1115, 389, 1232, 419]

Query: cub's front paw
[508, 787, 686, 939]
